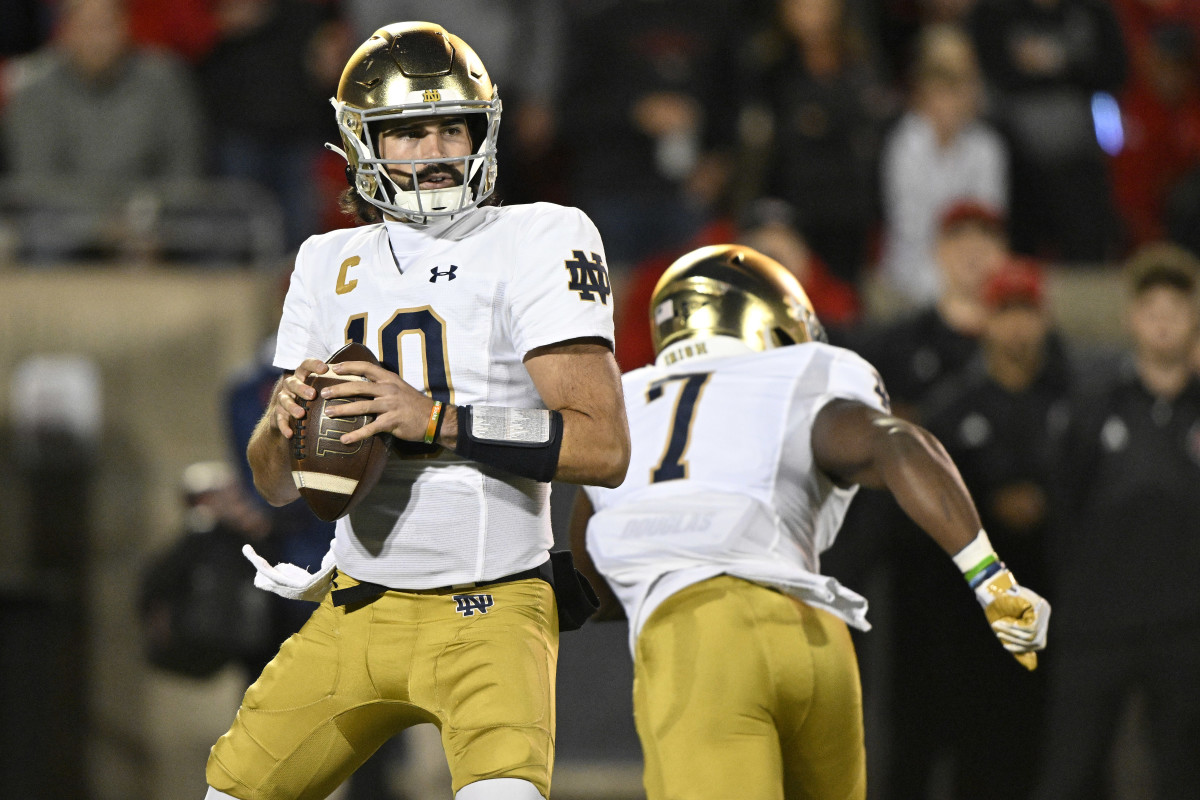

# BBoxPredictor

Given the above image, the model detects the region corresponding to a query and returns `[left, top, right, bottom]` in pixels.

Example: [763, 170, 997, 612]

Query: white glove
[975, 569, 1051, 671]
[242, 540, 337, 602]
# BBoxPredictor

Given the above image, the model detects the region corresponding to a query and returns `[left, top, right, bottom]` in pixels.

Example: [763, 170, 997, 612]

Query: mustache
[391, 161, 466, 188]
[417, 162, 464, 181]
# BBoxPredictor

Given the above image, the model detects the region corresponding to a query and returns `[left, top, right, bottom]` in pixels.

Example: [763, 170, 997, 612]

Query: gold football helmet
[329, 22, 501, 221]
[649, 244, 827, 355]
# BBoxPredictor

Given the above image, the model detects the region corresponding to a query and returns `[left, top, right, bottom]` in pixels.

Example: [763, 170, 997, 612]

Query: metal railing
[0, 177, 287, 269]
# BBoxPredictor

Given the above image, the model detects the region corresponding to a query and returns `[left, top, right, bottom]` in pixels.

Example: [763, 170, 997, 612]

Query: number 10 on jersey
[345, 307, 454, 405]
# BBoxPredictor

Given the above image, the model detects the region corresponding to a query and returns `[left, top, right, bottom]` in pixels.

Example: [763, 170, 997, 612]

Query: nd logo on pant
[453, 594, 494, 617]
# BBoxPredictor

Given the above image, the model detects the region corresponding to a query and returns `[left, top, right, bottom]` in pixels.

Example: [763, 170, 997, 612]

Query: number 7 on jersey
[647, 372, 712, 483]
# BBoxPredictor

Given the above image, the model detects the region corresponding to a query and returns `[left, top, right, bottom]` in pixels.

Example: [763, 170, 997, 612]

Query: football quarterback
[571, 244, 1049, 800]
[204, 22, 630, 800]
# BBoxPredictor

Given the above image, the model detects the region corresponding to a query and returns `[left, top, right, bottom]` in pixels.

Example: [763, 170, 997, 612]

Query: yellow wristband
[424, 400, 443, 444]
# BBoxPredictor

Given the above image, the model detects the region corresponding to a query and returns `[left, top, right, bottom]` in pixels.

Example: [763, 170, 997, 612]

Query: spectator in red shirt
[1110, 18, 1200, 248]
[125, 0, 220, 63]
[1113, 0, 1200, 61]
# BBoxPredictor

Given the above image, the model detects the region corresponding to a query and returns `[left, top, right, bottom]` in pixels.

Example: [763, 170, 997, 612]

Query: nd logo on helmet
[423, 89, 441, 102]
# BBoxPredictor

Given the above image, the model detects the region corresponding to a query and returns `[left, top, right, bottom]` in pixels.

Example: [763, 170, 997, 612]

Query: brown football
[290, 342, 390, 521]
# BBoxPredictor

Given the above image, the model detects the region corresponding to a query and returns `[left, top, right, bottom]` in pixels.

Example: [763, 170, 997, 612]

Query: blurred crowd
[0, 0, 1198, 283]
[4, 1, 1200, 799]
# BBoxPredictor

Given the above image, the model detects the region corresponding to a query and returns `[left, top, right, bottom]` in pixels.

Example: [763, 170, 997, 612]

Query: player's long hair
[339, 186, 383, 224]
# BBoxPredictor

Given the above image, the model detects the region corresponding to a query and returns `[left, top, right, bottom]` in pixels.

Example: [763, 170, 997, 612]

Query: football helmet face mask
[329, 22, 501, 222]
[649, 244, 827, 355]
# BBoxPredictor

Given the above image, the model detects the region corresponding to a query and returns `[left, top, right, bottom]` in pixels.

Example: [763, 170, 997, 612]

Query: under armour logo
[453, 593, 494, 617]
[430, 264, 458, 283]
[565, 251, 611, 304]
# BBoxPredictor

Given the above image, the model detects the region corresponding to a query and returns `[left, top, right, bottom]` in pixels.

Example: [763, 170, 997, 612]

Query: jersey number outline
[346, 308, 453, 458]
[346, 306, 453, 405]
[646, 372, 712, 483]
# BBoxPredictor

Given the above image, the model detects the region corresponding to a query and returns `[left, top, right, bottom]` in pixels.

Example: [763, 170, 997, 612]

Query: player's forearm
[446, 342, 631, 486]
[533, 343, 631, 486]
[247, 408, 301, 506]
[553, 407, 631, 487]
[437, 403, 630, 486]
[874, 421, 981, 557]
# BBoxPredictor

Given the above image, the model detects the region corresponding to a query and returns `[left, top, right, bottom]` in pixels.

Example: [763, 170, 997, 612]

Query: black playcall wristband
[453, 405, 564, 482]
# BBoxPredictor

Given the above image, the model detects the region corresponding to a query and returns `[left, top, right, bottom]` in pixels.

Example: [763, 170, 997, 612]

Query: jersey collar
[384, 217, 452, 257]
[654, 335, 755, 368]
[383, 210, 478, 274]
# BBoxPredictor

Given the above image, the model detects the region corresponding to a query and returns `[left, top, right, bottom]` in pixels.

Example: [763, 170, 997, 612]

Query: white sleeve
[810, 347, 892, 417]
[272, 240, 325, 370]
[881, 124, 925, 247]
[506, 205, 615, 358]
[976, 126, 1009, 212]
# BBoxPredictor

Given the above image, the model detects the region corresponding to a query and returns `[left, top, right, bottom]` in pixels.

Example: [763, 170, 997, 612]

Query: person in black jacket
[1034, 242, 1200, 800]
[139, 461, 277, 679]
[857, 200, 1009, 420]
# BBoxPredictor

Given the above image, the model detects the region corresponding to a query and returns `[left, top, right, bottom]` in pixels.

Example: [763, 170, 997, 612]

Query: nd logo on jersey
[453, 593, 495, 617]
[565, 250, 611, 305]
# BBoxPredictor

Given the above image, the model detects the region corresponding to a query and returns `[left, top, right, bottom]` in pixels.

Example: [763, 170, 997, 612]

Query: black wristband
[453, 405, 564, 482]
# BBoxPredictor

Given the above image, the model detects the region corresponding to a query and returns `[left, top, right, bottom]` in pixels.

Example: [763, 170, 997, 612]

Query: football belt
[330, 565, 544, 604]
[330, 551, 599, 631]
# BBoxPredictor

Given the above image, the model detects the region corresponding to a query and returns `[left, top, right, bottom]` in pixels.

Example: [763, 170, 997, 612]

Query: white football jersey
[275, 203, 614, 588]
[583, 336, 889, 650]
